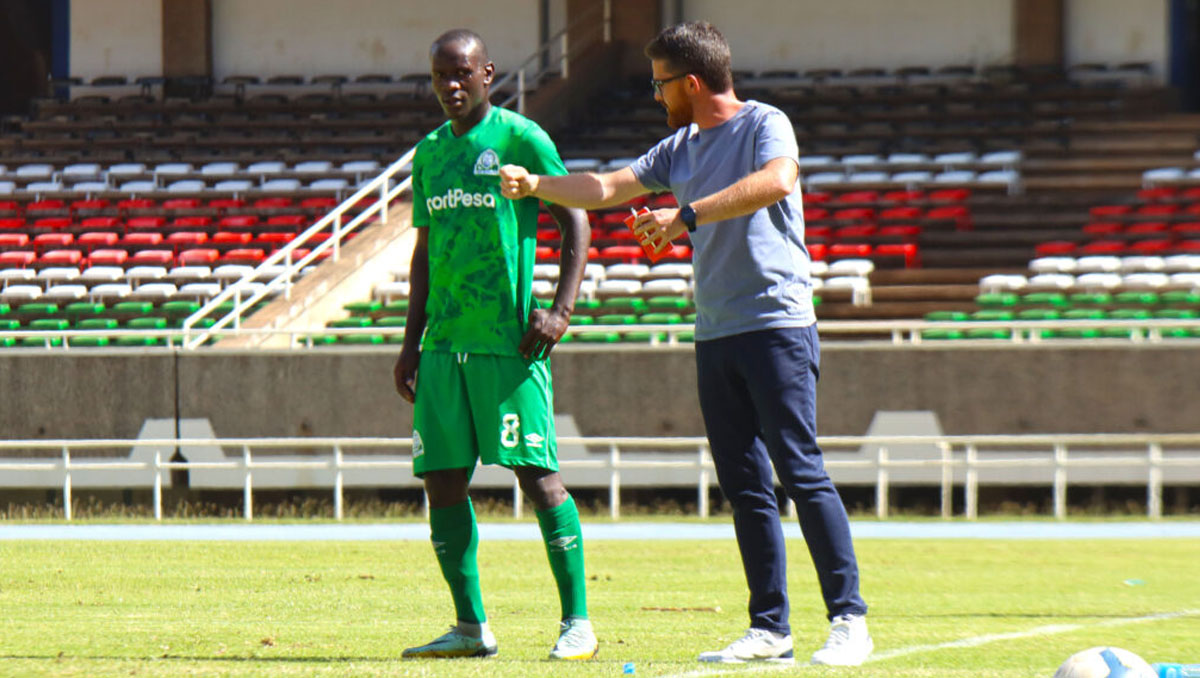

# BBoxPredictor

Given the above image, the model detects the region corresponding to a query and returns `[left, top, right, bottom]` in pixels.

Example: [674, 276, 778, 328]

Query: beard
[663, 100, 692, 129]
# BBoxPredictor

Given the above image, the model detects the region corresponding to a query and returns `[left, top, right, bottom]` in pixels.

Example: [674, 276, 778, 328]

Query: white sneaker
[549, 618, 598, 660]
[698, 628, 794, 664]
[401, 624, 498, 659]
[810, 614, 873, 666]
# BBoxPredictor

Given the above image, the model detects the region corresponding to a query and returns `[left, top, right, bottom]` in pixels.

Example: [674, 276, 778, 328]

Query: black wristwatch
[680, 205, 697, 233]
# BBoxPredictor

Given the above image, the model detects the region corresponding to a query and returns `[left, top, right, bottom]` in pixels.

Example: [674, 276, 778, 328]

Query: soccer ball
[1054, 647, 1157, 678]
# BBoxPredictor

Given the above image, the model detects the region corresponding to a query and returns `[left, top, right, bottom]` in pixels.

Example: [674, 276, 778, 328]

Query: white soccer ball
[1054, 647, 1157, 678]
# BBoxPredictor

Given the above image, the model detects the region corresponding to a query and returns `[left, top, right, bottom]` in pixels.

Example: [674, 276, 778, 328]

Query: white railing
[176, 146, 416, 349]
[6, 317, 1200, 351]
[3, 433, 1198, 522]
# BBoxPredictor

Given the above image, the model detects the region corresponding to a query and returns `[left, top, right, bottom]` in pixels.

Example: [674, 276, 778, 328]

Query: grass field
[1, 530, 1197, 678]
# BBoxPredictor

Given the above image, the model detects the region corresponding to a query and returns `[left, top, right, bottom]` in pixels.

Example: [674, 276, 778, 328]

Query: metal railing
[3, 433, 1198, 522]
[6, 317, 1200, 350]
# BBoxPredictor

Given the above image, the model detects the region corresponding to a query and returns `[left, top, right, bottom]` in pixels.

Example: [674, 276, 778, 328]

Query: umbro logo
[474, 148, 500, 176]
[524, 432, 545, 448]
[412, 430, 425, 458]
[432, 540, 446, 554]
[548, 536, 578, 552]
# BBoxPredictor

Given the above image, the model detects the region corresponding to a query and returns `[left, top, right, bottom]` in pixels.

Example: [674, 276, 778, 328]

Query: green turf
[0, 537, 1196, 677]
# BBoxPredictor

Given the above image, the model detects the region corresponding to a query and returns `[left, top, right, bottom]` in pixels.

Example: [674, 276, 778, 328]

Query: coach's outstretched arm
[500, 165, 648, 209]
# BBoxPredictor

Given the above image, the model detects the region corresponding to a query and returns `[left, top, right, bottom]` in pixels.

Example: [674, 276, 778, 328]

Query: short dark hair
[644, 22, 732, 93]
[431, 28, 489, 61]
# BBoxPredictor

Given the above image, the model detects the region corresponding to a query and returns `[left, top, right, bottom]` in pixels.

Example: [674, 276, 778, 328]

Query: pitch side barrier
[2, 434, 1198, 521]
[6, 317, 1200, 350]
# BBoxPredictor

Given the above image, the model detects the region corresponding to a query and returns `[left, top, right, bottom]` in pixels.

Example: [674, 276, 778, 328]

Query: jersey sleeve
[519, 122, 568, 178]
[410, 142, 430, 228]
[628, 134, 675, 194]
[754, 108, 801, 171]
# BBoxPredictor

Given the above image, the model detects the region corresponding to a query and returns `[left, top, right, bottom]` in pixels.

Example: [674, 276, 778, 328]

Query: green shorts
[412, 350, 558, 477]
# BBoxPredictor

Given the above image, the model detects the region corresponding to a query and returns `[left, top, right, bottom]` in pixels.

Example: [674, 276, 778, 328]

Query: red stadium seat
[535, 245, 557, 261]
[255, 232, 295, 246]
[1082, 222, 1123, 237]
[25, 199, 67, 215]
[1034, 241, 1078, 256]
[128, 249, 174, 266]
[806, 225, 832, 241]
[924, 205, 971, 230]
[1129, 239, 1173, 254]
[1135, 204, 1178, 217]
[120, 232, 164, 249]
[1079, 240, 1126, 254]
[71, 199, 110, 214]
[597, 245, 646, 263]
[221, 248, 266, 264]
[33, 233, 74, 253]
[126, 216, 166, 232]
[834, 224, 877, 241]
[253, 197, 294, 210]
[33, 217, 72, 231]
[1089, 205, 1132, 219]
[0, 218, 25, 231]
[1177, 239, 1200, 252]
[1136, 187, 1177, 203]
[38, 249, 84, 267]
[836, 191, 878, 204]
[926, 188, 970, 203]
[1171, 222, 1200, 237]
[875, 242, 920, 267]
[88, 249, 129, 266]
[166, 232, 209, 250]
[218, 215, 260, 232]
[76, 232, 119, 251]
[828, 243, 872, 260]
[803, 207, 830, 222]
[79, 216, 122, 232]
[878, 206, 922, 222]
[881, 190, 924, 204]
[876, 224, 921, 241]
[831, 207, 874, 222]
[266, 214, 307, 229]
[177, 248, 220, 265]
[117, 198, 157, 215]
[0, 200, 20, 216]
[208, 198, 245, 211]
[808, 243, 827, 261]
[1126, 222, 1168, 237]
[162, 198, 202, 212]
[0, 250, 37, 268]
[0, 233, 30, 249]
[300, 196, 338, 212]
[212, 231, 253, 245]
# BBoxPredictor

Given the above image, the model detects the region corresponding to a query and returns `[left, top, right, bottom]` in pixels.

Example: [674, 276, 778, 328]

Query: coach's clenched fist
[499, 164, 538, 199]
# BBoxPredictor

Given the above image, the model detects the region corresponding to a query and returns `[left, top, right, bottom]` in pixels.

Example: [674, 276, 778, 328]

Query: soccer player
[393, 28, 597, 661]
[499, 21, 872, 666]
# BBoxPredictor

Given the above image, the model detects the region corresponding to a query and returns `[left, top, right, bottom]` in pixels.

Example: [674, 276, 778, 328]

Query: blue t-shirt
[630, 100, 814, 341]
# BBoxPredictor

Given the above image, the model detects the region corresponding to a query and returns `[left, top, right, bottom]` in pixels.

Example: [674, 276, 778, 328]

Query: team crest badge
[474, 148, 501, 176]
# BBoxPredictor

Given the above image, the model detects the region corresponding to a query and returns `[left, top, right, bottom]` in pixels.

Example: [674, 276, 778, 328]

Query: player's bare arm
[394, 229, 430, 403]
[633, 157, 799, 252]
[500, 165, 648, 209]
[519, 203, 589, 361]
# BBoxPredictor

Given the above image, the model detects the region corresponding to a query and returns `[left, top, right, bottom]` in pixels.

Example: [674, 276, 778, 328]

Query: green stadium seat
[29, 318, 69, 331]
[921, 329, 965, 340]
[568, 315, 595, 325]
[1015, 309, 1061, 321]
[1063, 308, 1107, 320]
[974, 292, 1019, 307]
[1114, 291, 1159, 306]
[0, 303, 9, 316]
[161, 300, 201, 318]
[71, 336, 111, 347]
[676, 331, 695, 342]
[575, 331, 621, 343]
[1108, 309, 1152, 320]
[600, 297, 647, 313]
[1154, 309, 1198, 320]
[969, 309, 1014, 322]
[16, 302, 58, 317]
[341, 334, 384, 344]
[965, 328, 1012, 339]
[111, 301, 155, 316]
[375, 316, 407, 327]
[20, 335, 63, 347]
[0, 337, 15, 348]
[345, 300, 382, 315]
[0, 319, 19, 331]
[924, 310, 968, 322]
[574, 298, 602, 314]
[1053, 328, 1102, 339]
[683, 313, 697, 323]
[638, 312, 683, 324]
[115, 335, 161, 347]
[646, 295, 691, 311]
[77, 318, 118, 330]
[307, 334, 339, 346]
[383, 299, 410, 314]
[594, 314, 637, 325]
[623, 330, 667, 343]
[65, 302, 105, 318]
[1020, 292, 1068, 307]
[331, 317, 373, 328]
[127, 317, 168, 330]
[1160, 290, 1200, 306]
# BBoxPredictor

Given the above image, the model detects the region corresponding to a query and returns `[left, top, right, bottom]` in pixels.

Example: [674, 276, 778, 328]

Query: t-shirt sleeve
[629, 135, 674, 193]
[519, 123, 568, 178]
[410, 145, 429, 228]
[754, 108, 800, 171]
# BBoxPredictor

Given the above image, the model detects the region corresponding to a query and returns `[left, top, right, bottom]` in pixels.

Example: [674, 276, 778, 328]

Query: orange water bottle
[623, 207, 675, 263]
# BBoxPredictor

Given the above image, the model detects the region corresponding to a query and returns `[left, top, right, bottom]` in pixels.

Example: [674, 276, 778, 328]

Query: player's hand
[393, 347, 419, 403]
[499, 164, 538, 200]
[633, 208, 686, 253]
[519, 305, 570, 361]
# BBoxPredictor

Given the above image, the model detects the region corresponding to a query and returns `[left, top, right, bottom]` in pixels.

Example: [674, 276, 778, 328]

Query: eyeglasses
[651, 73, 689, 94]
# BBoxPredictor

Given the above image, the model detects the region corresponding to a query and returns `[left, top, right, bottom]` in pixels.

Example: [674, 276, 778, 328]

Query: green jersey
[411, 106, 567, 356]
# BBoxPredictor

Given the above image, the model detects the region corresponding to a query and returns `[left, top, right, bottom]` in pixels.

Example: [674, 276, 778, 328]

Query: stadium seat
[87, 249, 129, 267]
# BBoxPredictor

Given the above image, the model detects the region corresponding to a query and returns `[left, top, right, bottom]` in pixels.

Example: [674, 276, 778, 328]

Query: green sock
[429, 499, 486, 624]
[536, 495, 588, 620]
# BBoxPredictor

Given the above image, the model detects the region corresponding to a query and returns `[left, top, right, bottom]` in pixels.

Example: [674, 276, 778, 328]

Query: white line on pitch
[654, 609, 1200, 678]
